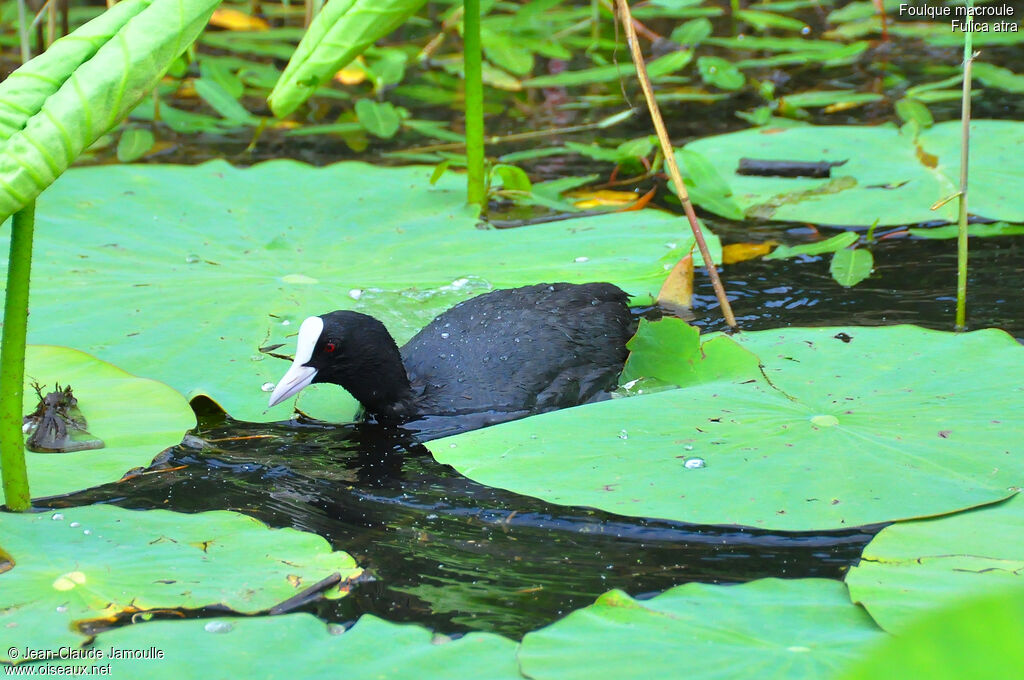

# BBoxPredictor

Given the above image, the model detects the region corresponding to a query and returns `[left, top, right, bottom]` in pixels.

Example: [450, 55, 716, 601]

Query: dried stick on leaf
[614, 0, 738, 330]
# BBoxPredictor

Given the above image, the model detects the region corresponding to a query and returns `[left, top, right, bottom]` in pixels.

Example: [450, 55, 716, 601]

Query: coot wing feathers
[399, 283, 631, 419]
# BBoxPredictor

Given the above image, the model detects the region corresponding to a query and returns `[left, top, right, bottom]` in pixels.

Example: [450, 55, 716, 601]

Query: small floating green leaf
[830, 248, 873, 287]
[766, 232, 858, 259]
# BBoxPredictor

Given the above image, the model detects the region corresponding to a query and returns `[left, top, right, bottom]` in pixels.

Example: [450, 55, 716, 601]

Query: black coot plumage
[268, 282, 633, 436]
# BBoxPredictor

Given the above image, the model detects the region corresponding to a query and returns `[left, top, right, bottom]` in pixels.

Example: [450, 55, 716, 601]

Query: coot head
[268, 311, 416, 421]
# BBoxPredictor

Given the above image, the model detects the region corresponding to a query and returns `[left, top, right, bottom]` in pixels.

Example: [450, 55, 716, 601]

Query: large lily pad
[0, 345, 194, 505]
[0, 504, 362, 659]
[845, 494, 1024, 633]
[519, 579, 884, 680]
[839, 586, 1024, 680]
[681, 120, 1024, 226]
[0, 161, 716, 423]
[432, 323, 1024, 531]
[839, 585, 1024, 680]
[16, 613, 518, 678]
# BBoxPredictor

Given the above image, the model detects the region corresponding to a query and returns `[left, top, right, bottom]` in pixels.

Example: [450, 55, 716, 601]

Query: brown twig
[613, 0, 737, 329]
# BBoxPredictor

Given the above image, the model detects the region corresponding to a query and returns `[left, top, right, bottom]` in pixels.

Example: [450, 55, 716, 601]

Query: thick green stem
[1, 203, 35, 511]
[956, 8, 974, 331]
[463, 0, 486, 208]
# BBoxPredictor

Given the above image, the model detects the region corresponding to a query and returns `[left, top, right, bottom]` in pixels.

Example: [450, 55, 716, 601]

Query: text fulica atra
[268, 282, 633, 437]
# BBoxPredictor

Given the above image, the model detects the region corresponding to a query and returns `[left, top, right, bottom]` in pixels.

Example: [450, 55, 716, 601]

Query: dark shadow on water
[48, 401, 875, 639]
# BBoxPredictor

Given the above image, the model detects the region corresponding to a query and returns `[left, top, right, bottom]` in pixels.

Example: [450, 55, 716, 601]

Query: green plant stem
[0, 203, 36, 511]
[463, 0, 486, 208]
[956, 8, 974, 331]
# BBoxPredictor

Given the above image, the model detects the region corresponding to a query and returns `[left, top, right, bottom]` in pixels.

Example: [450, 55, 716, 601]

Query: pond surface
[18, 0, 1023, 638]
[49, 230, 1021, 639]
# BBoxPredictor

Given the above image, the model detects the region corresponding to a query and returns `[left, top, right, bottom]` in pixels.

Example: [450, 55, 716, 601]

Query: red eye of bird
[324, 342, 337, 353]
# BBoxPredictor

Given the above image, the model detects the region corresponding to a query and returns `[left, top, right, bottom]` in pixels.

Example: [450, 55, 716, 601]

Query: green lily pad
[13, 613, 518, 678]
[681, 120, 1024, 226]
[0, 505, 362, 660]
[519, 579, 884, 680]
[0, 161, 718, 423]
[838, 586, 1024, 680]
[0, 345, 194, 505]
[432, 324, 1024, 530]
[846, 494, 1024, 633]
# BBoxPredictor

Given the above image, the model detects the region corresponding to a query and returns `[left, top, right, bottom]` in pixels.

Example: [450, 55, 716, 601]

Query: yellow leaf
[722, 241, 777, 264]
[657, 254, 694, 311]
[209, 8, 269, 32]
[571, 189, 640, 209]
[334, 57, 367, 86]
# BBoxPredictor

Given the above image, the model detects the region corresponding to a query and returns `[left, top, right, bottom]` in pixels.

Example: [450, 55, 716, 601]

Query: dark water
[45, 232, 1022, 639]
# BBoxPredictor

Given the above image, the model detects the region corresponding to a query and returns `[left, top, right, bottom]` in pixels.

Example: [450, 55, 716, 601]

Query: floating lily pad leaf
[0, 346, 194, 505]
[432, 324, 1024, 530]
[846, 494, 1024, 634]
[0, 0, 219, 223]
[22, 613, 518, 678]
[765, 231, 858, 259]
[0, 505, 362, 659]
[0, 161, 717, 423]
[520, 579, 884, 680]
[268, 0, 429, 117]
[908, 222, 1024, 239]
[839, 586, 1024, 680]
[620, 317, 761, 388]
[829, 248, 873, 287]
[683, 120, 1024, 226]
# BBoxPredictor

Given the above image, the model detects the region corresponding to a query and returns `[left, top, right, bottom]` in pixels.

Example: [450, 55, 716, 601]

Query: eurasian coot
[268, 282, 633, 436]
